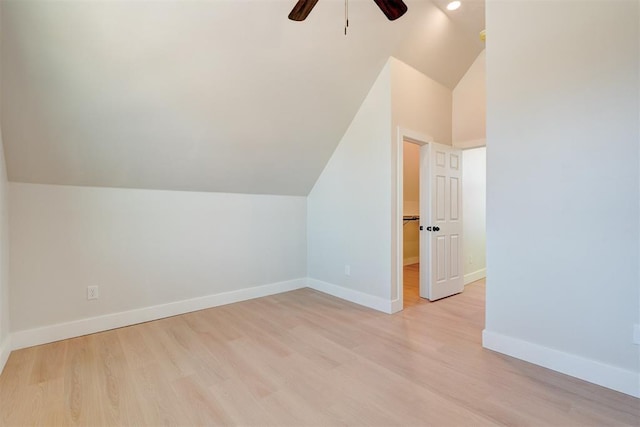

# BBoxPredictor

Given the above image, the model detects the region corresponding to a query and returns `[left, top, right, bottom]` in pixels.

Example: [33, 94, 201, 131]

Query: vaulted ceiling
[1, 0, 484, 195]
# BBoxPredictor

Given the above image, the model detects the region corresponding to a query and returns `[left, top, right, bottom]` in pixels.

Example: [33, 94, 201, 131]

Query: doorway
[396, 132, 486, 311]
[461, 147, 487, 286]
[402, 141, 422, 307]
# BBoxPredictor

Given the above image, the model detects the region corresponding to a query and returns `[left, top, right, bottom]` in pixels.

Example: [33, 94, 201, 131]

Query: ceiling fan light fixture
[288, 0, 407, 22]
[446, 1, 461, 11]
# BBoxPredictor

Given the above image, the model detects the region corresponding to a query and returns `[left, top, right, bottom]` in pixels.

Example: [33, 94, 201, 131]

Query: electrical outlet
[87, 285, 99, 300]
[634, 324, 640, 345]
[344, 265, 351, 276]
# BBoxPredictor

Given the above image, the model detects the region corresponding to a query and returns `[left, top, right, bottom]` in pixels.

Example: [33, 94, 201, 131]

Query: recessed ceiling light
[447, 1, 461, 11]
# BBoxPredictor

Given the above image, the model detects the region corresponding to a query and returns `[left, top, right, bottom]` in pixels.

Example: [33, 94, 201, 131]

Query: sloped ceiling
[1, 0, 484, 195]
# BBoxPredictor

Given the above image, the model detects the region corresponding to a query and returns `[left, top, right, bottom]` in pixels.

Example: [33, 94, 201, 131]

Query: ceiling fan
[288, 0, 408, 21]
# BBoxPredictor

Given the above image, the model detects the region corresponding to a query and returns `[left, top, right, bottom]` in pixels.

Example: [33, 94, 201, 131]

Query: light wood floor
[403, 262, 423, 308]
[1, 278, 638, 426]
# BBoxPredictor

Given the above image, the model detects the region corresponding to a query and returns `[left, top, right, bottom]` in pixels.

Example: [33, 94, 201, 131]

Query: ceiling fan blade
[372, 0, 408, 21]
[288, 0, 320, 21]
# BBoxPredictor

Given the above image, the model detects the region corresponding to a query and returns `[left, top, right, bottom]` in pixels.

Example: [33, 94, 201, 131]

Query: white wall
[9, 183, 306, 336]
[307, 63, 393, 310]
[0, 3, 11, 372]
[390, 58, 453, 146]
[454, 48, 487, 284]
[462, 147, 485, 283]
[485, 0, 639, 397]
[0, 130, 10, 372]
[307, 58, 454, 311]
[453, 50, 486, 147]
[403, 142, 420, 265]
[390, 57, 453, 303]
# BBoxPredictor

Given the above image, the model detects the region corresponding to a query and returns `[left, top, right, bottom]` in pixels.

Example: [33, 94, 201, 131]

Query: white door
[419, 142, 464, 301]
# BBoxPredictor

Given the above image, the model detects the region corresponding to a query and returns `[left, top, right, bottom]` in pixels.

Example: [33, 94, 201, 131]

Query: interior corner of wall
[453, 138, 487, 149]
[0, 331, 11, 376]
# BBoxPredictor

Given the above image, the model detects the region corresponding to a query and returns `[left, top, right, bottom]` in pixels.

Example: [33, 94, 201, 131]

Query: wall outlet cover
[634, 324, 640, 345]
[87, 285, 99, 300]
[344, 265, 351, 276]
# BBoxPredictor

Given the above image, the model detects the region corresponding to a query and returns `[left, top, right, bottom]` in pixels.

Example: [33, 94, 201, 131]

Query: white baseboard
[483, 329, 640, 398]
[403, 257, 419, 266]
[464, 268, 486, 285]
[307, 279, 393, 314]
[389, 298, 403, 314]
[0, 335, 11, 376]
[11, 278, 307, 351]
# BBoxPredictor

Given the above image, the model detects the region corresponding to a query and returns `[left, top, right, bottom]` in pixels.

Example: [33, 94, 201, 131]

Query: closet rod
[403, 215, 420, 225]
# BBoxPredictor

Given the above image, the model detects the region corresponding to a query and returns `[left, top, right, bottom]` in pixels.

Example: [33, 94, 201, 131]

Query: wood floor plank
[29, 340, 67, 385]
[128, 360, 193, 426]
[0, 269, 638, 426]
[62, 335, 105, 426]
[208, 377, 276, 426]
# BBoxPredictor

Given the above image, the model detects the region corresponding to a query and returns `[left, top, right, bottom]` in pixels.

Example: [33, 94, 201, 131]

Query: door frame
[391, 127, 434, 313]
